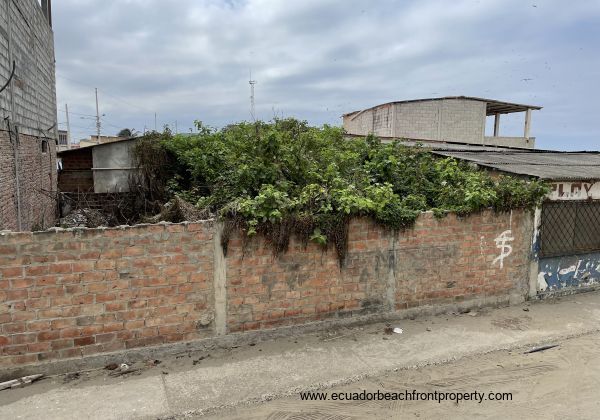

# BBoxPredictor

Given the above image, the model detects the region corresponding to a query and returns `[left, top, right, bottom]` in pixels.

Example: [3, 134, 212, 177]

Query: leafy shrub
[134, 119, 549, 262]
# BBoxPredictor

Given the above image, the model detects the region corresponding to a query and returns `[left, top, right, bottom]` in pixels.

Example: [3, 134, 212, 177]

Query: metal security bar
[540, 200, 600, 258]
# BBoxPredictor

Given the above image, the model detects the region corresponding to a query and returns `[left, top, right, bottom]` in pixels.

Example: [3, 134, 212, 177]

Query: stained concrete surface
[2, 293, 600, 419]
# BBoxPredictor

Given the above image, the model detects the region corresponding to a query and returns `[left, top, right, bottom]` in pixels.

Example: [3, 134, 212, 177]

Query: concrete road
[2, 292, 600, 419]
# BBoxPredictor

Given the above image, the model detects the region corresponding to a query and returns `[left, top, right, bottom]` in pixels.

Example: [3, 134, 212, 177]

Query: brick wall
[57, 148, 94, 192]
[0, 210, 533, 369]
[226, 210, 532, 332]
[0, 130, 57, 231]
[0, 222, 215, 367]
[0, 0, 58, 231]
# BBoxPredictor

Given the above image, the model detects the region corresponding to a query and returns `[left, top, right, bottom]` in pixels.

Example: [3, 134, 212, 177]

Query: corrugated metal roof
[434, 151, 600, 181]
[346, 134, 533, 152]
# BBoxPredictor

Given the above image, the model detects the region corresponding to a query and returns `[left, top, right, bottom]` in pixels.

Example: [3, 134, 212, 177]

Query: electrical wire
[0, 61, 16, 94]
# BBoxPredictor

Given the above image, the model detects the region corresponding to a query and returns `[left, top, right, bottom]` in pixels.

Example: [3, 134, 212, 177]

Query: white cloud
[53, 0, 600, 148]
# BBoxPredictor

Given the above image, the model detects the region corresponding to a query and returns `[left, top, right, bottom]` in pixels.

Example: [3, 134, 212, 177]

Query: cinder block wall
[343, 99, 487, 144]
[0, 0, 59, 230]
[0, 210, 533, 369]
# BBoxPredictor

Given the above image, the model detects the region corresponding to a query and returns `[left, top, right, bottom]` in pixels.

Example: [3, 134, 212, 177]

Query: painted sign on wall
[550, 182, 600, 200]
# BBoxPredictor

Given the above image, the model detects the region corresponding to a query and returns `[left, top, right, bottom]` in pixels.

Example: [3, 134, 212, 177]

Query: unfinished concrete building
[343, 96, 541, 149]
[0, 0, 57, 231]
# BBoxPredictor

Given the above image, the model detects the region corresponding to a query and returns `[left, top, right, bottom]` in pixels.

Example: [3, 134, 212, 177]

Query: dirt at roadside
[205, 331, 599, 420]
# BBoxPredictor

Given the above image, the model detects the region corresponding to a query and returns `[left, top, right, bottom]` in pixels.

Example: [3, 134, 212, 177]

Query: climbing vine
[133, 119, 549, 262]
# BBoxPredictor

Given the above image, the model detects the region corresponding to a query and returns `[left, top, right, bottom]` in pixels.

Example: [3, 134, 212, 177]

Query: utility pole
[95, 88, 101, 143]
[249, 70, 257, 121]
[65, 103, 72, 149]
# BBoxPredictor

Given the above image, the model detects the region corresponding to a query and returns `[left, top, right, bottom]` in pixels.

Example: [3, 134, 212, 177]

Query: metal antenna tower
[249, 70, 257, 121]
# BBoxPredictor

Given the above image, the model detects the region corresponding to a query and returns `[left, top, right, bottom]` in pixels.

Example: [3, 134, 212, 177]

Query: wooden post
[524, 108, 532, 138]
[493, 113, 500, 137]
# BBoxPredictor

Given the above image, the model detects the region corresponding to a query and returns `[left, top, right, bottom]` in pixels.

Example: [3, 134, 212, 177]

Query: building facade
[0, 0, 57, 231]
[58, 138, 139, 194]
[343, 96, 541, 149]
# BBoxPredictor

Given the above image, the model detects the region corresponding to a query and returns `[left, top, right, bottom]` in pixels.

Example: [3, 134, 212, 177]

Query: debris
[192, 354, 210, 365]
[523, 307, 530, 312]
[63, 372, 80, 383]
[0, 374, 44, 391]
[468, 311, 478, 317]
[426, 327, 432, 332]
[145, 196, 209, 224]
[248, 343, 256, 347]
[146, 359, 162, 367]
[104, 363, 119, 371]
[524, 344, 559, 354]
[384, 326, 394, 335]
[393, 327, 403, 334]
[59, 208, 109, 228]
[108, 363, 140, 377]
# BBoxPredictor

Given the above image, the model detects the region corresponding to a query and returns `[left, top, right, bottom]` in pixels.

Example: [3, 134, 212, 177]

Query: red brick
[37, 331, 60, 341]
[2, 267, 23, 278]
[49, 263, 72, 274]
[74, 336, 96, 347]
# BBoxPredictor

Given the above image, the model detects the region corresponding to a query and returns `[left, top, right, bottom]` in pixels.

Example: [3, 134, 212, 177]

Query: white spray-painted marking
[480, 236, 485, 256]
[558, 265, 577, 275]
[538, 272, 548, 291]
[573, 260, 582, 279]
[492, 230, 514, 269]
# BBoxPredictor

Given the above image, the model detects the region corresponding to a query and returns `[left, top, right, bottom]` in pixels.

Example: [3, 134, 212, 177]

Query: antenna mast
[95, 88, 101, 143]
[249, 70, 257, 121]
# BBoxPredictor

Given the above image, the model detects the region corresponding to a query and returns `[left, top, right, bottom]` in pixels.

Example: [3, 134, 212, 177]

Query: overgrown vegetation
[132, 119, 549, 261]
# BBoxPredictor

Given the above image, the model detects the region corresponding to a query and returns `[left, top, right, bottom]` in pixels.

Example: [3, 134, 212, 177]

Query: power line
[57, 109, 97, 118]
[56, 74, 156, 114]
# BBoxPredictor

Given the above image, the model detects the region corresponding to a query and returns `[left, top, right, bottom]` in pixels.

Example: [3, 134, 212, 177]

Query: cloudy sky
[52, 0, 600, 150]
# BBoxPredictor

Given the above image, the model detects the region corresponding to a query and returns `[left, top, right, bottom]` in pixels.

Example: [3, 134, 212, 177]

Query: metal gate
[539, 200, 600, 258]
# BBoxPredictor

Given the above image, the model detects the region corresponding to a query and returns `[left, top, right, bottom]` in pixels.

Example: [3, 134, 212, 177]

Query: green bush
[134, 119, 549, 261]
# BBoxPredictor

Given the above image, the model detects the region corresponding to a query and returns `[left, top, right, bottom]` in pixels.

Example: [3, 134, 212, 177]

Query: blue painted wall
[538, 253, 600, 292]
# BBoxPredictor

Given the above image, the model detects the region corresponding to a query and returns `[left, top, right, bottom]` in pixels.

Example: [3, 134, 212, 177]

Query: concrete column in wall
[524, 108, 532, 139]
[213, 223, 227, 335]
[528, 207, 542, 298]
[493, 113, 500, 137]
[391, 104, 397, 137]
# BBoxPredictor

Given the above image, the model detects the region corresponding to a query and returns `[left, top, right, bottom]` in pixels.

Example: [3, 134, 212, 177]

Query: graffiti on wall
[493, 230, 514, 269]
[537, 253, 600, 292]
[550, 182, 600, 200]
